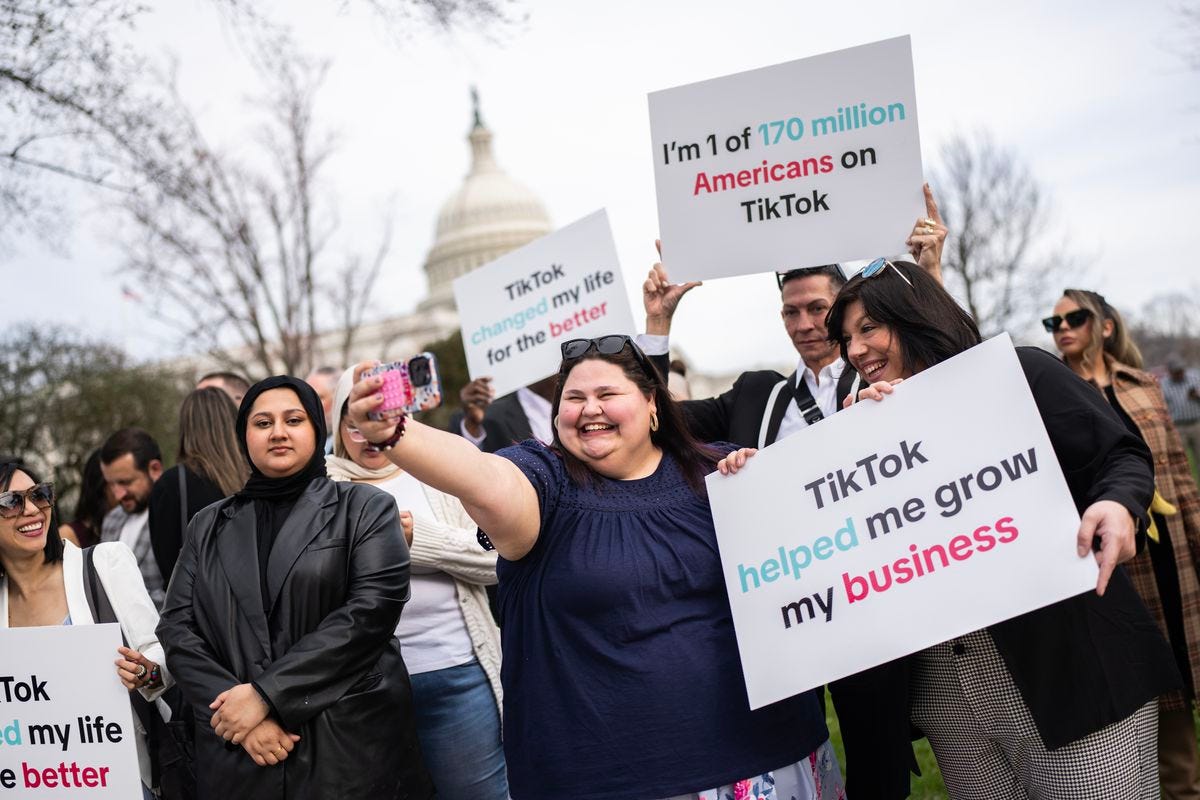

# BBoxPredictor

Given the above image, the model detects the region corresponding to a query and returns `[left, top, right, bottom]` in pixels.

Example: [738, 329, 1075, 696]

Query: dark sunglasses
[776, 264, 847, 290]
[1041, 308, 1092, 333]
[860, 257, 913, 287]
[0, 482, 54, 519]
[560, 335, 658, 381]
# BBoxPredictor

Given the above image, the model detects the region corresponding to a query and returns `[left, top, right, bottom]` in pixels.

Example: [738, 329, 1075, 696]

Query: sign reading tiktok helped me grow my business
[453, 209, 637, 398]
[649, 35, 925, 282]
[706, 336, 1096, 709]
[0, 624, 142, 796]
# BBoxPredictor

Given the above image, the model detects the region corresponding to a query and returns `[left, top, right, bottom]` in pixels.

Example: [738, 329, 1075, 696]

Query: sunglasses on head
[1041, 308, 1092, 333]
[776, 264, 847, 290]
[860, 257, 913, 287]
[0, 482, 54, 519]
[560, 335, 658, 381]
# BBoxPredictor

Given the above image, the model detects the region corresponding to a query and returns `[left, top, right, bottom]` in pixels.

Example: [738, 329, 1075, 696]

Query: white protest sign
[0, 624, 142, 796]
[453, 209, 637, 398]
[706, 335, 1095, 709]
[649, 36, 924, 282]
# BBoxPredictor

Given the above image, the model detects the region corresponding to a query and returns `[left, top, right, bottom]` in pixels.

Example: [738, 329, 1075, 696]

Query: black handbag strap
[789, 372, 826, 426]
[791, 363, 863, 425]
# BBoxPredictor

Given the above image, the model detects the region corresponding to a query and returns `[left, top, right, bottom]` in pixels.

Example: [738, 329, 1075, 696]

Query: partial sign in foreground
[453, 209, 637, 399]
[706, 335, 1095, 709]
[0, 624, 142, 796]
[649, 36, 925, 282]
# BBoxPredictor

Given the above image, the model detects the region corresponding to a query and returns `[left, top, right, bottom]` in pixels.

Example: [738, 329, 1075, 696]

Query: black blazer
[448, 391, 535, 453]
[157, 479, 433, 800]
[654, 353, 857, 448]
[830, 347, 1180, 799]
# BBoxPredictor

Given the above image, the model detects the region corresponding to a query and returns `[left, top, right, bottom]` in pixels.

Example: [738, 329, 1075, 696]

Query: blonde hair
[1062, 289, 1144, 370]
[178, 387, 249, 495]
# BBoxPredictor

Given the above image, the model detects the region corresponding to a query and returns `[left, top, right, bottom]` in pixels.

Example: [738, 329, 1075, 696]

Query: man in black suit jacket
[643, 263, 858, 448]
[644, 184, 948, 451]
[448, 375, 557, 453]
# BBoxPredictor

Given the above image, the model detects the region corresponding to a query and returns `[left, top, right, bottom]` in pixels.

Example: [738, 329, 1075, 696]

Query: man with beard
[99, 428, 166, 607]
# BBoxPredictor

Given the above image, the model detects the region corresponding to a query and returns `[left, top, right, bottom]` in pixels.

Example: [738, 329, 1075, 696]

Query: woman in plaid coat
[1050, 288, 1200, 800]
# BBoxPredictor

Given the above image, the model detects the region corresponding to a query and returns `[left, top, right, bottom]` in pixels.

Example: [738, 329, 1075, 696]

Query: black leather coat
[158, 478, 433, 799]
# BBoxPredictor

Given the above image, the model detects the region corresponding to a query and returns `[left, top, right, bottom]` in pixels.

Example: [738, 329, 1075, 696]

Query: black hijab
[235, 376, 329, 611]
[235, 375, 329, 502]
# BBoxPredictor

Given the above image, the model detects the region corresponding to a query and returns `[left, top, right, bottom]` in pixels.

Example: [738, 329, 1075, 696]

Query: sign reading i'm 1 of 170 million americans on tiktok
[648, 35, 925, 282]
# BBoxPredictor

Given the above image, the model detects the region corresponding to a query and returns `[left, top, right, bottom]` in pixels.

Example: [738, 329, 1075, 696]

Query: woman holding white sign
[1048, 288, 1200, 800]
[0, 460, 173, 799]
[806, 260, 1178, 799]
[345, 337, 844, 800]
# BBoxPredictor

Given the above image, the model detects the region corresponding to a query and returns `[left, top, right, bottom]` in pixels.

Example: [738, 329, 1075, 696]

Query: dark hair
[778, 264, 848, 292]
[72, 449, 110, 535]
[827, 260, 981, 375]
[549, 344, 724, 495]
[99, 427, 162, 473]
[669, 359, 688, 378]
[197, 371, 251, 395]
[0, 461, 65, 576]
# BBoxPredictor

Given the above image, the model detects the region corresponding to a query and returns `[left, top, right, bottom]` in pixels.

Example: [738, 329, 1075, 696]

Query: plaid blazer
[1110, 359, 1200, 710]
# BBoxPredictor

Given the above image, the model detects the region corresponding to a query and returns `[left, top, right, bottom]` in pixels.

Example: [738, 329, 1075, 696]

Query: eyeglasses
[342, 421, 368, 443]
[776, 264, 847, 290]
[0, 482, 54, 519]
[860, 257, 913, 287]
[560, 335, 659, 382]
[1041, 308, 1092, 333]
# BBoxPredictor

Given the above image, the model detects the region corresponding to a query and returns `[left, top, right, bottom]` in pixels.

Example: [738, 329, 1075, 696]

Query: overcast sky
[10, 0, 1198, 374]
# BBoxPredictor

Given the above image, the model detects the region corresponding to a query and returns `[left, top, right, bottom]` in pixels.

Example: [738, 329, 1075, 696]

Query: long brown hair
[178, 387, 248, 495]
[1061, 289, 1144, 370]
[549, 342, 724, 495]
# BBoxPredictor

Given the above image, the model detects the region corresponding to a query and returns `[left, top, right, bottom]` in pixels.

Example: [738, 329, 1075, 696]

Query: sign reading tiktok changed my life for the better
[649, 35, 925, 282]
[706, 336, 1097, 709]
[0, 624, 142, 796]
[453, 209, 637, 398]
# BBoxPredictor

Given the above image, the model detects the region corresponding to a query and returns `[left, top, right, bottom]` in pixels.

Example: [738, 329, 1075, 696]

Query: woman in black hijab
[158, 376, 433, 800]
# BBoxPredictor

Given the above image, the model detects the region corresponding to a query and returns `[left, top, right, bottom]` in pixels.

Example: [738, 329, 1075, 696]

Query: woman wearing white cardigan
[325, 368, 506, 800]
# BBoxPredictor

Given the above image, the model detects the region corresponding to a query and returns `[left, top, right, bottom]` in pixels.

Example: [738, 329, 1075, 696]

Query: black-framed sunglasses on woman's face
[1041, 309, 1092, 333]
[560, 335, 658, 380]
[0, 482, 54, 519]
[860, 257, 913, 287]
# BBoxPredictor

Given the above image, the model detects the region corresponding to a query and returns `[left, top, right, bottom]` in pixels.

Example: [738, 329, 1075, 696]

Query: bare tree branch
[932, 131, 1082, 337]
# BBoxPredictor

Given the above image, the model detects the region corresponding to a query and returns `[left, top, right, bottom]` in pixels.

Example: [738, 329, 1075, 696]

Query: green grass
[824, 688, 948, 798]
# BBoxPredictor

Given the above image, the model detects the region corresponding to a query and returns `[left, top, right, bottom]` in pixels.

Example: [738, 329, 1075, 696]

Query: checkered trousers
[910, 629, 1159, 799]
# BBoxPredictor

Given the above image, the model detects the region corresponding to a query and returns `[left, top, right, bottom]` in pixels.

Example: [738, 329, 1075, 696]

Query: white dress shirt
[774, 357, 846, 442]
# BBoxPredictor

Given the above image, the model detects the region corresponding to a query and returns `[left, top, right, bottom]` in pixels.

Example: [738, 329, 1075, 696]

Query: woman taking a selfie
[157, 376, 431, 800]
[345, 338, 841, 800]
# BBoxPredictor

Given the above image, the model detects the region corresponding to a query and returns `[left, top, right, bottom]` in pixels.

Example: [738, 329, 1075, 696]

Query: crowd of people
[3, 185, 1200, 800]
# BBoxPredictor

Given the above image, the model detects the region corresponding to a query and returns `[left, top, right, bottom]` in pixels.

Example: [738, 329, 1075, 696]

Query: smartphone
[364, 353, 442, 420]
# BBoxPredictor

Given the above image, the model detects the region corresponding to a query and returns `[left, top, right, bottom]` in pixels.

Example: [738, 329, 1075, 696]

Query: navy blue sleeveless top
[496, 441, 826, 800]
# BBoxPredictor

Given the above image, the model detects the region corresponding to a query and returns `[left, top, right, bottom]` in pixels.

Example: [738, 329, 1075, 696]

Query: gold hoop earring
[553, 415, 560, 429]
[649, 411, 659, 432]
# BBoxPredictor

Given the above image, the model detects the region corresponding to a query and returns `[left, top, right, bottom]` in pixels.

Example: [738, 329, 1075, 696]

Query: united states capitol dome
[421, 95, 552, 309]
